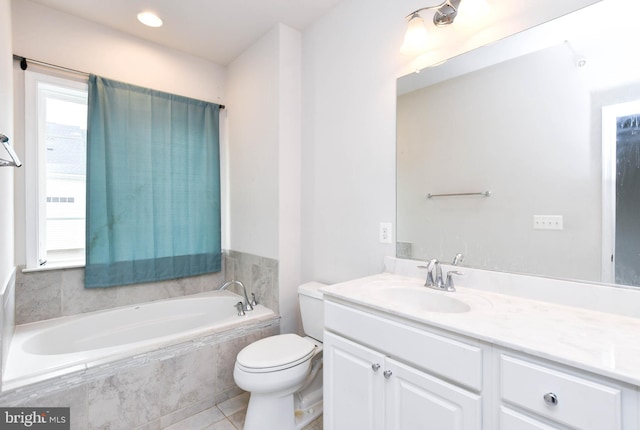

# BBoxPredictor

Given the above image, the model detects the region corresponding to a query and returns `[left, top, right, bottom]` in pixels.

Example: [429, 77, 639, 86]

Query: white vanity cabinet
[324, 332, 482, 430]
[323, 300, 483, 430]
[323, 296, 639, 430]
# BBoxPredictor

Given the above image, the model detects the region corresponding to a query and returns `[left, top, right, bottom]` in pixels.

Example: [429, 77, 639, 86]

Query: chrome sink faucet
[219, 280, 254, 311]
[419, 253, 464, 292]
[432, 259, 444, 288]
[421, 259, 444, 289]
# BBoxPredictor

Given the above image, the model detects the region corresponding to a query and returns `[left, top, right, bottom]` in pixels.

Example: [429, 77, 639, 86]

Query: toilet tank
[298, 282, 326, 342]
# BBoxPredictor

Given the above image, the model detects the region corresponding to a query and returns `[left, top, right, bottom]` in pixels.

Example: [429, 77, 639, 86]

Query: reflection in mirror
[396, 0, 640, 287]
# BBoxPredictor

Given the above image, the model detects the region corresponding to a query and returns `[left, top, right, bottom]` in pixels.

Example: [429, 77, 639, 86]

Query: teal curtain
[85, 75, 222, 288]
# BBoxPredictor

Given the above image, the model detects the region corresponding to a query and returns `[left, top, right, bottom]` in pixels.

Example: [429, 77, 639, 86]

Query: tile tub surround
[14, 249, 279, 325]
[15, 267, 226, 325]
[0, 318, 280, 430]
[224, 250, 278, 313]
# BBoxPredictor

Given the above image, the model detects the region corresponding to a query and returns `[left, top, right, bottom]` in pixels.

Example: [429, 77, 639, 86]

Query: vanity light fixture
[401, 0, 489, 55]
[137, 11, 163, 28]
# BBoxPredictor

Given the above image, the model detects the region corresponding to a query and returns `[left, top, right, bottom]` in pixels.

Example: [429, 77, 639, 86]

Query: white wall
[277, 26, 302, 334]
[300, 0, 601, 284]
[11, 0, 227, 267]
[227, 24, 302, 333]
[226, 27, 280, 260]
[0, 0, 14, 288]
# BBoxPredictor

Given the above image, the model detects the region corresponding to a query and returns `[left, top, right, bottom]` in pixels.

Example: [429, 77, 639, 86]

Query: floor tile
[217, 392, 249, 417]
[302, 415, 323, 430]
[203, 419, 237, 430]
[164, 406, 226, 430]
[227, 409, 246, 429]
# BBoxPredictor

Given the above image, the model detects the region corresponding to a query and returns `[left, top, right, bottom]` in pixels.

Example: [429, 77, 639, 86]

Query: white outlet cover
[533, 215, 563, 230]
[379, 222, 393, 243]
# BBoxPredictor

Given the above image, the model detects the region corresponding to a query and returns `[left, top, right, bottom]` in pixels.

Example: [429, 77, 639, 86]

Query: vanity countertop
[321, 272, 640, 386]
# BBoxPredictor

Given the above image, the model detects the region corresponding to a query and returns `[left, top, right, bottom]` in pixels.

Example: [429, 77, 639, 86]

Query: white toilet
[233, 282, 325, 430]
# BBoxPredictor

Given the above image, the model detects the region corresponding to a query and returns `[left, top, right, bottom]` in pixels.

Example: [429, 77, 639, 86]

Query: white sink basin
[374, 287, 471, 313]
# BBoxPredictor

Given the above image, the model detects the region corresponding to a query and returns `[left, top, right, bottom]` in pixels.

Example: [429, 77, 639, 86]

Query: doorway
[602, 100, 640, 286]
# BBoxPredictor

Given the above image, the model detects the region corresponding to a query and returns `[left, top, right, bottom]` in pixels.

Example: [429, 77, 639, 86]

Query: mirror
[396, 0, 640, 287]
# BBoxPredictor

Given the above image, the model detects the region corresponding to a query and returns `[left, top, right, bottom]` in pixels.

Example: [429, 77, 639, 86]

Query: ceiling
[27, 0, 345, 65]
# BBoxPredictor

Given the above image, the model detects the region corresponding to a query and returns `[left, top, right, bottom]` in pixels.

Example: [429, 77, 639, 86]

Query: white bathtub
[4, 290, 275, 390]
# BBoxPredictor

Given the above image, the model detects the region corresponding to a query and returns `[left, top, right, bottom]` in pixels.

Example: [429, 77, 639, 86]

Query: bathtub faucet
[219, 280, 254, 312]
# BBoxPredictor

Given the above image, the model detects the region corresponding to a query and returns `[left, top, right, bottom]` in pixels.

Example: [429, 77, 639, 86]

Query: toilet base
[243, 392, 297, 430]
[294, 364, 323, 429]
[295, 398, 322, 429]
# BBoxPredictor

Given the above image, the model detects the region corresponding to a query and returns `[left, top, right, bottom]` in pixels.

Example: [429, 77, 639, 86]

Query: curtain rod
[13, 54, 89, 76]
[12, 54, 226, 110]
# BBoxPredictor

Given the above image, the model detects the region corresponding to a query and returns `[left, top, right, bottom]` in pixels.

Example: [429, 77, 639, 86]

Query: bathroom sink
[374, 287, 471, 313]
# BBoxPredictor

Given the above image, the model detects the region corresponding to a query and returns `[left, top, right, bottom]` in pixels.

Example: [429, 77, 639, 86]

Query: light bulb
[401, 13, 429, 55]
[456, 0, 490, 27]
[137, 12, 163, 28]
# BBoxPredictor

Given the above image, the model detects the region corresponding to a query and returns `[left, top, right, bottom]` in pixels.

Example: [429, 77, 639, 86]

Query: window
[25, 71, 88, 269]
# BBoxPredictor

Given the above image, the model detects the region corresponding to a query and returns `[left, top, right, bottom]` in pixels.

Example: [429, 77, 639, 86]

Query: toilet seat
[236, 334, 316, 373]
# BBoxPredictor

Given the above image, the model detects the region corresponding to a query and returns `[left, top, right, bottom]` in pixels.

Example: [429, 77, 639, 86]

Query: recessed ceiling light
[137, 11, 163, 28]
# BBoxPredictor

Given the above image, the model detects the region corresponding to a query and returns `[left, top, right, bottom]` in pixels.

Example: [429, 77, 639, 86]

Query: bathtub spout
[219, 280, 254, 312]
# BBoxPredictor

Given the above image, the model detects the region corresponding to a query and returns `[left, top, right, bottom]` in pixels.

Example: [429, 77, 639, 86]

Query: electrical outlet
[379, 222, 393, 244]
[533, 215, 563, 230]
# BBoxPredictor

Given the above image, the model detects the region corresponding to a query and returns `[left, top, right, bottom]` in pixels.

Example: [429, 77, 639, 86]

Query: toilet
[233, 282, 325, 430]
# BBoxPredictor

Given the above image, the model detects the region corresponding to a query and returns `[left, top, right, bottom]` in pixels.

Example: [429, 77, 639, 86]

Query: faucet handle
[452, 253, 464, 266]
[417, 259, 438, 269]
[235, 301, 246, 316]
[418, 259, 438, 287]
[250, 292, 258, 307]
[444, 270, 463, 292]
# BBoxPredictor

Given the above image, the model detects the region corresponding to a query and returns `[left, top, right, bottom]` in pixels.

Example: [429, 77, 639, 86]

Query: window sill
[22, 262, 85, 273]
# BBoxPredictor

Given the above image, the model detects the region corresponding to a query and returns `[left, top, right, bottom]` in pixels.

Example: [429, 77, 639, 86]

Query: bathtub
[3, 290, 276, 391]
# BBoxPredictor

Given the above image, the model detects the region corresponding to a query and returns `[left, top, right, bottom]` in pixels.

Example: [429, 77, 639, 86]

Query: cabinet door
[385, 357, 481, 430]
[324, 331, 386, 430]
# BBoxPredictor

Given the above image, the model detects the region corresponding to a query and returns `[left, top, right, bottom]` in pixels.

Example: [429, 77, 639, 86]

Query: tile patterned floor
[165, 392, 323, 430]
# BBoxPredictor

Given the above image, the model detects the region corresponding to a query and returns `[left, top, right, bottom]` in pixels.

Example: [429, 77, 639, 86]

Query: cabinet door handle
[383, 370, 393, 379]
[371, 363, 381, 372]
[543, 392, 558, 406]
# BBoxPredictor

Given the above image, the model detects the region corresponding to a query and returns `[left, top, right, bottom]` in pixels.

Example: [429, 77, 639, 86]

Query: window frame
[24, 70, 89, 270]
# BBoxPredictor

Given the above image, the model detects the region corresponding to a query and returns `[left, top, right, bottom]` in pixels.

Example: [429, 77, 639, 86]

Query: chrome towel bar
[427, 191, 491, 198]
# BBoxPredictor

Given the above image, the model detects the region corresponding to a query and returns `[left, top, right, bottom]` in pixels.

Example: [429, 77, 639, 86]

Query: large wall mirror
[396, 0, 640, 288]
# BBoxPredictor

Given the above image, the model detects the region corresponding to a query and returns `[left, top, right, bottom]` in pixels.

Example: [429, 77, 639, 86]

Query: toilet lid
[236, 334, 316, 370]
